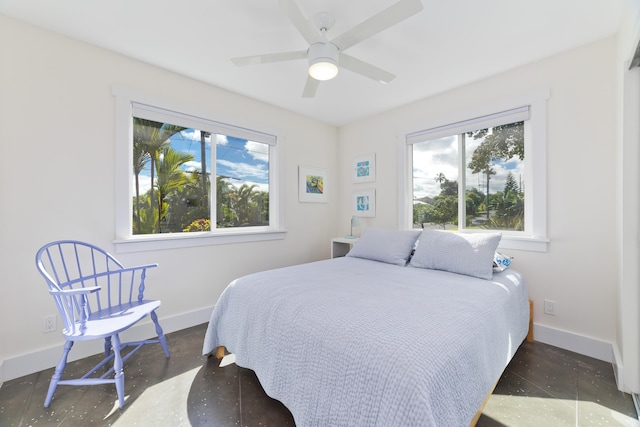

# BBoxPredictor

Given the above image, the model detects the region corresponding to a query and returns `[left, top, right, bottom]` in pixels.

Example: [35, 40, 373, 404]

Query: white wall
[0, 15, 338, 383]
[338, 37, 620, 362]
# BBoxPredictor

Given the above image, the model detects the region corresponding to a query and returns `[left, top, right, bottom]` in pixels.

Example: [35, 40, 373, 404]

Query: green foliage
[163, 171, 210, 233]
[467, 122, 524, 220]
[133, 177, 269, 234]
[155, 146, 194, 232]
[216, 178, 266, 227]
[183, 219, 211, 232]
[412, 203, 431, 227]
[503, 172, 519, 195]
[132, 119, 187, 234]
[428, 195, 458, 229]
[486, 172, 524, 230]
[412, 168, 523, 231]
[413, 174, 460, 229]
[467, 122, 524, 165]
[465, 188, 484, 224]
[131, 119, 270, 234]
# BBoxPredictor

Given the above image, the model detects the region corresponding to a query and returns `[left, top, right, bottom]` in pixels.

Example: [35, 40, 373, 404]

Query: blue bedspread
[203, 257, 529, 426]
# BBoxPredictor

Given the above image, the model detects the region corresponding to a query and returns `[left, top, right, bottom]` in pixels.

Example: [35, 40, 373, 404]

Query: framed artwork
[299, 166, 328, 203]
[353, 188, 376, 217]
[352, 153, 376, 183]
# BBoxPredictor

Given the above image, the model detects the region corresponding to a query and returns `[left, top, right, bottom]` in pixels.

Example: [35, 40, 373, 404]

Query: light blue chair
[35, 240, 170, 408]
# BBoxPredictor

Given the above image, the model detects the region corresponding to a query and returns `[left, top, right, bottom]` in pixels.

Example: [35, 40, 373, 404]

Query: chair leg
[112, 334, 126, 409]
[150, 310, 170, 357]
[44, 340, 74, 407]
[104, 336, 112, 356]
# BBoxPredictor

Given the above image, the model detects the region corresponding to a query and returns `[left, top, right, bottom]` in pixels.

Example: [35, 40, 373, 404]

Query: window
[400, 94, 549, 251]
[113, 86, 284, 252]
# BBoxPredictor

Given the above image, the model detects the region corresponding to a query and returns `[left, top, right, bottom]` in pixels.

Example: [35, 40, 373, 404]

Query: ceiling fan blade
[279, 0, 324, 45]
[302, 76, 320, 98]
[339, 53, 396, 83]
[231, 50, 307, 66]
[330, 0, 423, 51]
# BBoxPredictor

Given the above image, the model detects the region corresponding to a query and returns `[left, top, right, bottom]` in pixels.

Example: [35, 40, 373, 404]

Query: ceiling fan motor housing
[308, 42, 339, 80]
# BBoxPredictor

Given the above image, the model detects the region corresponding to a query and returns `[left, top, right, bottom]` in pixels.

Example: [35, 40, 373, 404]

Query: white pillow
[409, 230, 502, 280]
[347, 228, 421, 266]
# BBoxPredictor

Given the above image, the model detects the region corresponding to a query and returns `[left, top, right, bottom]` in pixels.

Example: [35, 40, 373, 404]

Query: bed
[202, 228, 530, 426]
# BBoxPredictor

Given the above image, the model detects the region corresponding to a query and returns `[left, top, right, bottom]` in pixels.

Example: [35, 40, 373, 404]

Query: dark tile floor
[0, 323, 637, 426]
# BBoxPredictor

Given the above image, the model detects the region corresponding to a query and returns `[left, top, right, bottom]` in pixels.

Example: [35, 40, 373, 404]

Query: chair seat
[64, 300, 162, 340]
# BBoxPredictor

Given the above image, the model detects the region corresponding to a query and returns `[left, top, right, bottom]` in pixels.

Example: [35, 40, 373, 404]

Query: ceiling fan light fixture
[308, 43, 339, 81]
[309, 60, 338, 81]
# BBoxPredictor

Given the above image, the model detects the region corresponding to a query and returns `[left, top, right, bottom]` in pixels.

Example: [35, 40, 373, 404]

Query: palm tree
[216, 176, 235, 227]
[132, 139, 150, 232]
[200, 131, 209, 208]
[155, 146, 194, 232]
[230, 184, 258, 226]
[132, 119, 185, 233]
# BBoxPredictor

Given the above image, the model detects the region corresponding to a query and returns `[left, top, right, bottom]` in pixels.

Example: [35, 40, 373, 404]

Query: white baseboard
[533, 322, 613, 363]
[0, 306, 213, 384]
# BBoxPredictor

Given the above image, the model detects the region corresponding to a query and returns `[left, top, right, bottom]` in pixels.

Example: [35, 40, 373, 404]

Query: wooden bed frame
[214, 299, 535, 426]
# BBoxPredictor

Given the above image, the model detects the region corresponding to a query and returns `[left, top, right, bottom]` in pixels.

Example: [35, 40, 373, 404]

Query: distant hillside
[414, 196, 434, 205]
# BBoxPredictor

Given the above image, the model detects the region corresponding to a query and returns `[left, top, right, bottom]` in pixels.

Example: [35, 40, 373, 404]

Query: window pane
[132, 118, 211, 234]
[412, 121, 525, 232]
[216, 136, 269, 228]
[412, 135, 459, 229]
[464, 121, 525, 231]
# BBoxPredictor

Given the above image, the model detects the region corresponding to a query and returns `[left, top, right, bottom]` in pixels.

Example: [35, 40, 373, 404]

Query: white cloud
[412, 136, 458, 199]
[217, 158, 268, 182]
[245, 140, 268, 162]
[133, 174, 151, 196]
[183, 160, 203, 173]
[412, 134, 525, 199]
[179, 129, 212, 145]
[229, 179, 268, 193]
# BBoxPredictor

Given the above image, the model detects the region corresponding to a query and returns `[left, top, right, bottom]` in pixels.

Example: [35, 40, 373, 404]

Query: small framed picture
[353, 189, 375, 217]
[299, 165, 328, 203]
[352, 153, 376, 183]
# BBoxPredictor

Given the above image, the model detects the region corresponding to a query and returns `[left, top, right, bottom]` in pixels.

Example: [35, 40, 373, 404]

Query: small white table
[331, 237, 359, 258]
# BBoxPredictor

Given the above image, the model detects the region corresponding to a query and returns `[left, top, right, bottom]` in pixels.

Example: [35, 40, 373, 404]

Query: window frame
[398, 91, 549, 252]
[113, 85, 286, 253]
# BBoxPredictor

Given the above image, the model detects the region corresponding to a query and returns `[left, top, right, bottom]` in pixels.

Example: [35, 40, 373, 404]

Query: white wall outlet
[43, 315, 57, 333]
[543, 299, 556, 316]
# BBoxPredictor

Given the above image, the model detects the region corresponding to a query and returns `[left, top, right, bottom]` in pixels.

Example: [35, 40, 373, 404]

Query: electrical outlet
[43, 315, 56, 333]
[544, 299, 556, 316]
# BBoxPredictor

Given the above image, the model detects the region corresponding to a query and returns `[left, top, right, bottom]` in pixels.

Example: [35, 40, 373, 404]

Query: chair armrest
[49, 286, 101, 332]
[127, 263, 159, 271]
[49, 286, 101, 296]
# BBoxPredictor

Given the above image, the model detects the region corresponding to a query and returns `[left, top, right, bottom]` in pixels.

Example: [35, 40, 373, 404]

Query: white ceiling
[0, 0, 627, 126]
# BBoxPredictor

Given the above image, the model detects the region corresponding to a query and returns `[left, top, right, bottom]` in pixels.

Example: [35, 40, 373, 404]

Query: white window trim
[112, 85, 286, 253]
[397, 90, 550, 252]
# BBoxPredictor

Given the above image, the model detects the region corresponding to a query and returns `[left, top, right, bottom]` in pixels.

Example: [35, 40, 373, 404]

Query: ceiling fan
[231, 0, 424, 98]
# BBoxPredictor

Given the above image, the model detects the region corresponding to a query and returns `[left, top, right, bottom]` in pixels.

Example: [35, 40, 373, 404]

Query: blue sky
[135, 129, 269, 195]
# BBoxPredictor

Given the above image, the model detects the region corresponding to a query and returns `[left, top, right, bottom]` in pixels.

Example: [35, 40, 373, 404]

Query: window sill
[113, 229, 287, 253]
[498, 235, 549, 252]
